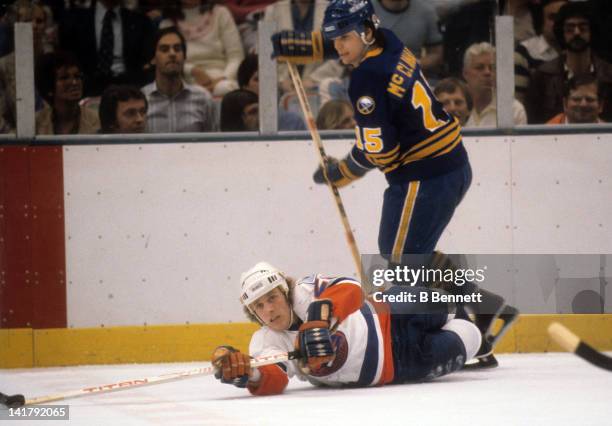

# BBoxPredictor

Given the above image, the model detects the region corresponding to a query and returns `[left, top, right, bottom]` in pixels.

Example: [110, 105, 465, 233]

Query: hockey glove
[296, 299, 335, 373]
[271, 30, 326, 64]
[313, 155, 369, 188]
[211, 345, 252, 388]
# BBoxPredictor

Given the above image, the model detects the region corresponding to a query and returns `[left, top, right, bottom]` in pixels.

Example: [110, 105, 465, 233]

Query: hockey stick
[548, 322, 612, 372]
[286, 62, 367, 291]
[0, 350, 301, 408]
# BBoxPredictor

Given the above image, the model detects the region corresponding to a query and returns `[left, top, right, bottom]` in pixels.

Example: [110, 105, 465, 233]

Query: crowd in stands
[0, 0, 611, 135]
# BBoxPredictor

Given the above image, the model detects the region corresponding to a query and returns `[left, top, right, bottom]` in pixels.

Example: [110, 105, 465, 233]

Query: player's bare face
[251, 288, 292, 331]
[333, 32, 367, 67]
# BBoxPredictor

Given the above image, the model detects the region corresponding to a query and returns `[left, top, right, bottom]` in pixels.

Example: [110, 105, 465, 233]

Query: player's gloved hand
[313, 155, 368, 188]
[211, 345, 252, 388]
[296, 299, 335, 373]
[271, 30, 325, 64]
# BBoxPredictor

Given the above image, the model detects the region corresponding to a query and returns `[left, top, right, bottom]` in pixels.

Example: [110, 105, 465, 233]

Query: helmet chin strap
[288, 307, 295, 328]
[356, 31, 376, 64]
[360, 31, 376, 47]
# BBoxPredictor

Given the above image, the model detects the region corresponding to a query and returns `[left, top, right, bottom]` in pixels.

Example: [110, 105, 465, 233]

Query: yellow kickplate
[494, 314, 612, 353]
[0, 329, 34, 368]
[2, 315, 610, 367]
[33, 323, 259, 367]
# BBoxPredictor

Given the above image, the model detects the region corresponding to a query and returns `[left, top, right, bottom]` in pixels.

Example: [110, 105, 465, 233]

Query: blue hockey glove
[313, 155, 368, 188]
[271, 30, 325, 64]
[296, 299, 335, 373]
[211, 345, 251, 388]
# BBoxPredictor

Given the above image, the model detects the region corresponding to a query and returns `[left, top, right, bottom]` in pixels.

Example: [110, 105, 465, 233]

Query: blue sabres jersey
[348, 29, 468, 184]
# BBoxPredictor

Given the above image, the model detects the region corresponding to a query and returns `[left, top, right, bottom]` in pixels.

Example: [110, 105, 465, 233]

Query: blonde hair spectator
[316, 100, 355, 130]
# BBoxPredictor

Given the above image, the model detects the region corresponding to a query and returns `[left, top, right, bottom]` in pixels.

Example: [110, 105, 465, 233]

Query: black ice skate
[464, 294, 520, 370]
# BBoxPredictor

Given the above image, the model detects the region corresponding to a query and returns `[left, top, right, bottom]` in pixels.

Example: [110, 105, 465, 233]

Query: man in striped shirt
[142, 27, 217, 133]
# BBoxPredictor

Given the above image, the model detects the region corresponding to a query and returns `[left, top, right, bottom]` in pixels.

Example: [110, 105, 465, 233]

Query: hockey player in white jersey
[211, 262, 482, 395]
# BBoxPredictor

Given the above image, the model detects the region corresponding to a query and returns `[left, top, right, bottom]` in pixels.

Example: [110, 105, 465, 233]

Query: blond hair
[463, 42, 495, 69]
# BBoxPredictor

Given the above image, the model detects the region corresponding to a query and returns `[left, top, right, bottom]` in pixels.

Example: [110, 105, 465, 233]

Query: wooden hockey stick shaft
[286, 62, 367, 290]
[0, 350, 301, 407]
[548, 322, 612, 372]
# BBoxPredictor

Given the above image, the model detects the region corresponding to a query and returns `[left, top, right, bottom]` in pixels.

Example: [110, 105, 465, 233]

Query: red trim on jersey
[319, 282, 364, 322]
[248, 364, 289, 396]
[369, 298, 395, 385]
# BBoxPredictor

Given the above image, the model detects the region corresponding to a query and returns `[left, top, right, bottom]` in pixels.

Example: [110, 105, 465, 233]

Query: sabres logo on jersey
[356, 96, 375, 115]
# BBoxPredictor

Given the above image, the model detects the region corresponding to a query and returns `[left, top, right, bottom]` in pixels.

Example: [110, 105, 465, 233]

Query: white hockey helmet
[240, 262, 289, 312]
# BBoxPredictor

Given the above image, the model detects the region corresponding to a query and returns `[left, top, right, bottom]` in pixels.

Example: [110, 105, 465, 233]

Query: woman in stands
[35, 51, 99, 135]
[161, 0, 245, 97]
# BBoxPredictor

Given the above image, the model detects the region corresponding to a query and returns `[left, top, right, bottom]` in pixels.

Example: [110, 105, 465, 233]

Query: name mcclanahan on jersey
[387, 48, 418, 99]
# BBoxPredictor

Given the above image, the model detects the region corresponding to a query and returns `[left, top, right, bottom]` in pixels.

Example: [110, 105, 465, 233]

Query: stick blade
[548, 322, 580, 352]
[0, 392, 26, 408]
[548, 322, 612, 372]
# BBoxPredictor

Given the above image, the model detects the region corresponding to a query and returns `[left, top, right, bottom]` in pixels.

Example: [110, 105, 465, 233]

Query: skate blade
[463, 354, 499, 370]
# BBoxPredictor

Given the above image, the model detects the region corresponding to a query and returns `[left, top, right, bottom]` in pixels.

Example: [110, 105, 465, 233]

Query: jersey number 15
[355, 127, 383, 153]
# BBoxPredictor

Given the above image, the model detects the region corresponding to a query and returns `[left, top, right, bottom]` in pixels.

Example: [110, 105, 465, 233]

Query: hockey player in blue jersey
[271, 0, 518, 368]
[273, 0, 471, 261]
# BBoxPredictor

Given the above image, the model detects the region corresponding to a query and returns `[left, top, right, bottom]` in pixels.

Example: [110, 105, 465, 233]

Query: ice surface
[1, 353, 610, 425]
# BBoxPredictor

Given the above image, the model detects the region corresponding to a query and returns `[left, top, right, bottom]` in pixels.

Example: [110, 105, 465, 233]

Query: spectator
[372, 0, 444, 76]
[434, 77, 472, 126]
[462, 42, 527, 127]
[142, 27, 217, 133]
[138, 0, 166, 27]
[0, 0, 49, 133]
[527, 1, 612, 123]
[161, 0, 244, 97]
[442, 0, 496, 77]
[59, 0, 155, 96]
[263, 0, 344, 93]
[316, 99, 355, 130]
[224, 0, 275, 24]
[220, 89, 258, 131]
[99, 84, 148, 133]
[514, 0, 567, 105]
[547, 75, 604, 124]
[589, 0, 612, 64]
[500, 0, 539, 43]
[35, 51, 100, 134]
[236, 53, 305, 130]
[237, 54, 259, 94]
[430, 0, 480, 22]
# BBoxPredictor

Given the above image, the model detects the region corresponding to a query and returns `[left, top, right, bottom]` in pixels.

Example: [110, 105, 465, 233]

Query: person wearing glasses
[527, 1, 612, 123]
[547, 75, 605, 124]
[35, 51, 100, 135]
